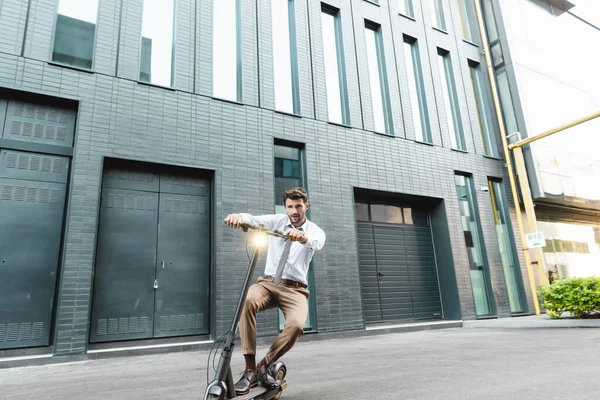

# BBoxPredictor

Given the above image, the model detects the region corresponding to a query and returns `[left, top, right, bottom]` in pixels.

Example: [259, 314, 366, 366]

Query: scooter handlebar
[223, 219, 287, 239]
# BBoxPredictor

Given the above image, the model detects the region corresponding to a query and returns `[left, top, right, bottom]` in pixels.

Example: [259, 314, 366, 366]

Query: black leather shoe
[234, 369, 258, 395]
[258, 364, 279, 389]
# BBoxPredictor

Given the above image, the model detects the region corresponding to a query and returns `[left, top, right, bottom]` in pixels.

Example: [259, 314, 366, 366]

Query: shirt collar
[286, 217, 309, 231]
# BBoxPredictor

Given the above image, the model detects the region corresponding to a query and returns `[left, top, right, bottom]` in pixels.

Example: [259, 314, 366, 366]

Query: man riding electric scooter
[224, 187, 326, 396]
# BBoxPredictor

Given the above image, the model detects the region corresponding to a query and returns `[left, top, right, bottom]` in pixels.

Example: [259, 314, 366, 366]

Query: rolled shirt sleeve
[238, 213, 282, 231]
[303, 226, 326, 251]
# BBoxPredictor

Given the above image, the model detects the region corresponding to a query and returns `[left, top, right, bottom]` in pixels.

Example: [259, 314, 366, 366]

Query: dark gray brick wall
[0, 0, 536, 356]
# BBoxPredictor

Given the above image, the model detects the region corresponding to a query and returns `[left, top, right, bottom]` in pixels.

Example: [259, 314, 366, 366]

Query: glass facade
[213, 0, 241, 101]
[488, 180, 524, 313]
[52, 0, 99, 69]
[140, 0, 175, 87]
[455, 174, 494, 316]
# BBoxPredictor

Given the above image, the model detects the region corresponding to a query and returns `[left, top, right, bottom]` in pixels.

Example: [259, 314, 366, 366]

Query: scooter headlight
[253, 232, 268, 247]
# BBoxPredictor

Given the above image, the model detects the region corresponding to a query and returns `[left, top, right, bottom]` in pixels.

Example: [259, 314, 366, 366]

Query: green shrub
[539, 276, 600, 319]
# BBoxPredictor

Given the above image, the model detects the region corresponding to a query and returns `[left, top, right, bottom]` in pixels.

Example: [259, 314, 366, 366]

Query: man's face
[285, 198, 309, 226]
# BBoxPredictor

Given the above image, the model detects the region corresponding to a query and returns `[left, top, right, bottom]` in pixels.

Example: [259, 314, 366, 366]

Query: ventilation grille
[106, 193, 156, 211]
[4, 151, 64, 174]
[162, 176, 207, 189]
[105, 170, 157, 184]
[9, 102, 69, 143]
[163, 198, 205, 214]
[0, 322, 44, 342]
[96, 317, 150, 336]
[1, 184, 61, 203]
[158, 314, 204, 332]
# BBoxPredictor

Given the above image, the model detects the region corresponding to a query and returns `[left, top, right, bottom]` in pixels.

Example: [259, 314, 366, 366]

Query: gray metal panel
[89, 188, 159, 343]
[356, 223, 382, 323]
[0, 178, 66, 349]
[159, 172, 210, 196]
[0, 99, 6, 132]
[2, 102, 75, 148]
[101, 164, 160, 192]
[373, 225, 414, 320]
[154, 191, 210, 337]
[0, 149, 69, 184]
[403, 226, 442, 319]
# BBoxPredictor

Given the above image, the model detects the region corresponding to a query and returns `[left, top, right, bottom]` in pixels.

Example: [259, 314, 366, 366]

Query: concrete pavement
[0, 327, 598, 399]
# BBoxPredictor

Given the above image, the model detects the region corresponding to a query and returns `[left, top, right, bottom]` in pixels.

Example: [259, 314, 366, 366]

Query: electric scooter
[203, 222, 289, 400]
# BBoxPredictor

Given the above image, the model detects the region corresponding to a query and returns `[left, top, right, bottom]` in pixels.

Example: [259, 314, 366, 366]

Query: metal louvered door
[153, 174, 210, 337]
[357, 222, 383, 323]
[357, 222, 442, 324]
[0, 150, 69, 349]
[373, 225, 414, 320]
[89, 168, 160, 343]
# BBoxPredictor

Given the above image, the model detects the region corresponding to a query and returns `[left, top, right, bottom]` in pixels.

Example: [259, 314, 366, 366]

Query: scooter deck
[235, 381, 287, 400]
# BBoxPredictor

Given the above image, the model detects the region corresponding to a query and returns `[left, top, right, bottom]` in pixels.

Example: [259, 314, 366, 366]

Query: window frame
[212, 0, 243, 102]
[364, 20, 394, 135]
[403, 35, 431, 143]
[50, 0, 100, 71]
[321, 3, 350, 125]
[138, 0, 177, 88]
[469, 60, 499, 157]
[438, 48, 466, 150]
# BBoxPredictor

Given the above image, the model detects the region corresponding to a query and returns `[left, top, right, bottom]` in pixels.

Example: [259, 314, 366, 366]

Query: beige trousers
[239, 276, 309, 365]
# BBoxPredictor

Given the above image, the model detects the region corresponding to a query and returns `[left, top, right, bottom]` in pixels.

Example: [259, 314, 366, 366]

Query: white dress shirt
[239, 213, 326, 285]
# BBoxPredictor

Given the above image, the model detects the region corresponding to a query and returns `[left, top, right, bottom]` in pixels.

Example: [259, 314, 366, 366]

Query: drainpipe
[473, 0, 540, 315]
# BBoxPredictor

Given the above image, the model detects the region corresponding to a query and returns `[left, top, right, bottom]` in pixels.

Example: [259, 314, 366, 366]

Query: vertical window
[455, 174, 494, 317]
[213, 0, 241, 101]
[431, 0, 446, 30]
[140, 0, 175, 87]
[496, 71, 519, 141]
[469, 61, 498, 157]
[403, 36, 431, 143]
[364, 22, 393, 134]
[457, 0, 478, 42]
[321, 5, 350, 125]
[274, 142, 315, 331]
[398, 0, 414, 17]
[438, 49, 465, 150]
[272, 0, 300, 114]
[52, 0, 99, 69]
[488, 179, 524, 314]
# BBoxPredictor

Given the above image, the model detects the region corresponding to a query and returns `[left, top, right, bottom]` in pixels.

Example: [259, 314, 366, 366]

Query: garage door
[0, 99, 74, 350]
[90, 163, 211, 343]
[356, 206, 442, 323]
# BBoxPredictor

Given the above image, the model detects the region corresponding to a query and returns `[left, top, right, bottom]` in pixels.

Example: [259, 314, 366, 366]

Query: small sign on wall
[526, 232, 546, 249]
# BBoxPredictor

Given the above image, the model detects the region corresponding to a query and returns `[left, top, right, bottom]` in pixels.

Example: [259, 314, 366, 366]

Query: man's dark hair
[283, 187, 309, 204]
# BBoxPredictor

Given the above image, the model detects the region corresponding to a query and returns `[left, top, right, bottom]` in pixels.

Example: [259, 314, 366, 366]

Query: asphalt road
[1, 327, 598, 399]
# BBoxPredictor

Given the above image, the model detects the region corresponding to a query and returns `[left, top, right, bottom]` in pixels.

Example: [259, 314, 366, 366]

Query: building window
[356, 202, 429, 226]
[469, 61, 498, 157]
[496, 70, 519, 142]
[274, 141, 315, 331]
[52, 0, 99, 69]
[481, 0, 504, 69]
[403, 36, 431, 143]
[457, 0, 478, 42]
[213, 0, 242, 101]
[364, 21, 393, 135]
[431, 0, 446, 30]
[488, 179, 524, 314]
[272, 0, 300, 114]
[438, 49, 465, 150]
[398, 0, 415, 17]
[455, 173, 494, 317]
[140, 0, 175, 87]
[321, 5, 350, 125]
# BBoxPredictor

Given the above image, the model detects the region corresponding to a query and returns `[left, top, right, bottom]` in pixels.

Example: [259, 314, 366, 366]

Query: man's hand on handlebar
[286, 229, 308, 244]
[225, 214, 244, 228]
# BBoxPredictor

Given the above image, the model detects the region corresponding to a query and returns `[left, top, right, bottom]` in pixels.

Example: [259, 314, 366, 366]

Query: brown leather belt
[264, 275, 307, 289]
